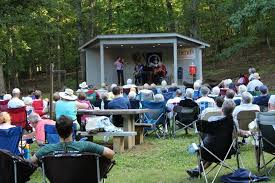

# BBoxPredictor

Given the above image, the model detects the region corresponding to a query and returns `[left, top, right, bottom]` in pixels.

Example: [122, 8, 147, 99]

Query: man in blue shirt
[253, 85, 270, 109]
[108, 86, 131, 109]
[108, 86, 131, 127]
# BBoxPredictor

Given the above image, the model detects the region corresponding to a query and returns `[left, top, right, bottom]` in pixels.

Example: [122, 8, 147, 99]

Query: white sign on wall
[177, 48, 196, 60]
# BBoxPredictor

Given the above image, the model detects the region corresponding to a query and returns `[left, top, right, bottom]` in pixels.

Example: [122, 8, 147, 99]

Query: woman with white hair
[154, 94, 165, 102]
[193, 80, 201, 100]
[23, 96, 34, 116]
[208, 86, 220, 99]
[128, 91, 140, 109]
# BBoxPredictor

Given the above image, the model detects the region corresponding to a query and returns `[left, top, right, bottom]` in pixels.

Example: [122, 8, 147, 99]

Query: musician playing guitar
[153, 62, 167, 84]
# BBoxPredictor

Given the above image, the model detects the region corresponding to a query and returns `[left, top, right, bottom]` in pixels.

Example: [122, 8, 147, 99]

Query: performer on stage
[114, 56, 125, 86]
[133, 62, 143, 85]
[153, 61, 167, 84]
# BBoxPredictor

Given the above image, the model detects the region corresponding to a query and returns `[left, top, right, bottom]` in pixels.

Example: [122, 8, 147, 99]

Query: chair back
[32, 99, 44, 116]
[0, 100, 9, 112]
[8, 107, 27, 129]
[0, 127, 22, 155]
[139, 91, 154, 101]
[201, 111, 222, 121]
[193, 90, 200, 100]
[256, 112, 275, 154]
[141, 101, 165, 124]
[130, 99, 140, 109]
[0, 149, 36, 183]
[41, 153, 115, 183]
[162, 92, 174, 103]
[44, 124, 77, 144]
[197, 101, 214, 113]
[173, 105, 198, 125]
[259, 105, 268, 112]
[237, 110, 257, 130]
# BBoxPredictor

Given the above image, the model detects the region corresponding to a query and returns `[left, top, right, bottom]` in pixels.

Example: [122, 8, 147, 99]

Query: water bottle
[24, 144, 31, 159]
[188, 143, 199, 155]
[101, 100, 105, 110]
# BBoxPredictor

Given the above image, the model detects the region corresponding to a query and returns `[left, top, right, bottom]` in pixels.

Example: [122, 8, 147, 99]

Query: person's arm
[76, 101, 89, 109]
[22, 132, 36, 140]
[102, 147, 115, 159]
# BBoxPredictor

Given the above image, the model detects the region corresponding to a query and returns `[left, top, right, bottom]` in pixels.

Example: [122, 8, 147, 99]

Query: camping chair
[195, 117, 241, 183]
[201, 111, 222, 121]
[8, 107, 29, 130]
[162, 92, 174, 103]
[193, 90, 201, 100]
[255, 112, 275, 175]
[173, 105, 199, 136]
[139, 91, 154, 101]
[236, 110, 258, 131]
[32, 99, 45, 116]
[259, 105, 268, 112]
[0, 100, 9, 112]
[197, 101, 214, 113]
[44, 124, 77, 144]
[0, 127, 22, 155]
[141, 101, 167, 138]
[0, 149, 37, 183]
[41, 152, 115, 183]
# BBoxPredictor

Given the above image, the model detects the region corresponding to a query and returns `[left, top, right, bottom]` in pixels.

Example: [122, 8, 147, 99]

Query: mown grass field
[29, 130, 275, 183]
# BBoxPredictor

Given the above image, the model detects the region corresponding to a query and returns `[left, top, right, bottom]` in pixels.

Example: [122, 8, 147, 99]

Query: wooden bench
[77, 131, 137, 153]
[135, 123, 152, 145]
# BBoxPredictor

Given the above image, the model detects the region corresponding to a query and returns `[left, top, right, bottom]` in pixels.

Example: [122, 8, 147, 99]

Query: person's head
[161, 80, 167, 87]
[212, 86, 220, 96]
[259, 85, 268, 95]
[112, 86, 121, 96]
[23, 96, 33, 106]
[12, 88, 21, 98]
[223, 79, 232, 88]
[175, 89, 182, 97]
[101, 83, 106, 89]
[34, 90, 42, 99]
[128, 91, 136, 100]
[215, 97, 224, 108]
[0, 112, 11, 124]
[78, 92, 86, 100]
[126, 79, 132, 85]
[3, 94, 12, 101]
[222, 99, 236, 116]
[185, 88, 194, 99]
[154, 94, 164, 102]
[200, 86, 210, 97]
[241, 92, 253, 104]
[101, 92, 108, 101]
[143, 83, 149, 89]
[28, 89, 34, 96]
[110, 84, 117, 92]
[249, 67, 256, 75]
[238, 85, 247, 95]
[52, 92, 60, 102]
[268, 95, 275, 111]
[59, 88, 77, 101]
[150, 83, 156, 89]
[253, 73, 260, 80]
[225, 89, 235, 99]
[28, 113, 41, 128]
[56, 115, 73, 140]
[193, 80, 201, 90]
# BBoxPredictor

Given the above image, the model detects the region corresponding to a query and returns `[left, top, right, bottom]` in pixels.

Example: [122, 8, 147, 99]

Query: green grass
[29, 131, 275, 183]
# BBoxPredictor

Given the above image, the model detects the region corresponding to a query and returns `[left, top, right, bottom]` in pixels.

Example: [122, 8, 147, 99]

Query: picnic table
[77, 109, 154, 150]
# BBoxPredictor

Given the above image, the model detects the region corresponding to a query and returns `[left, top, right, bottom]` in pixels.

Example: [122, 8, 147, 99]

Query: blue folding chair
[45, 124, 77, 144]
[193, 90, 201, 100]
[197, 101, 214, 113]
[0, 127, 22, 155]
[162, 92, 174, 103]
[141, 101, 167, 138]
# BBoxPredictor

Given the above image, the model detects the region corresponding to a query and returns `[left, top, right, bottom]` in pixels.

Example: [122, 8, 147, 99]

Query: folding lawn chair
[0, 127, 22, 155]
[32, 99, 45, 116]
[195, 116, 241, 183]
[162, 92, 174, 103]
[141, 101, 167, 138]
[0, 149, 37, 183]
[173, 105, 199, 136]
[0, 100, 9, 112]
[255, 112, 275, 175]
[8, 106, 30, 130]
[236, 110, 258, 131]
[44, 124, 77, 144]
[197, 101, 214, 113]
[41, 152, 115, 183]
[201, 111, 222, 121]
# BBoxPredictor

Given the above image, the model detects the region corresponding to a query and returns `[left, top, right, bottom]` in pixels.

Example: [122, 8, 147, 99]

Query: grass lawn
[29, 130, 275, 183]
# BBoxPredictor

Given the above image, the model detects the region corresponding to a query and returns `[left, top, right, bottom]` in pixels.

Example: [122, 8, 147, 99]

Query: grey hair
[200, 86, 210, 96]
[128, 91, 136, 100]
[241, 92, 253, 104]
[185, 88, 194, 98]
[154, 94, 164, 102]
[28, 113, 41, 123]
[175, 89, 182, 97]
[222, 99, 236, 116]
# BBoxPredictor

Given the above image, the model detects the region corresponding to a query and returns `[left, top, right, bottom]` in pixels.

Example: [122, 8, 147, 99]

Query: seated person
[29, 115, 114, 164]
[179, 88, 198, 108]
[196, 86, 215, 112]
[200, 97, 224, 120]
[253, 85, 270, 108]
[123, 79, 136, 96]
[160, 80, 168, 93]
[8, 88, 25, 109]
[23, 96, 34, 116]
[108, 87, 131, 127]
[193, 80, 202, 100]
[233, 85, 247, 105]
[32, 90, 48, 116]
[139, 83, 154, 101]
[208, 86, 220, 100]
[0, 94, 12, 111]
[0, 112, 15, 129]
[247, 73, 263, 92]
[224, 89, 235, 100]
[150, 83, 158, 95]
[77, 92, 93, 109]
[128, 91, 140, 109]
[107, 84, 117, 101]
[166, 89, 183, 120]
[154, 94, 165, 102]
[23, 113, 56, 145]
[187, 100, 236, 177]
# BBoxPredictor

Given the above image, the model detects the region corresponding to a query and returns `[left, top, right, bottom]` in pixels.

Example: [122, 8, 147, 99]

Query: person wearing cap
[55, 88, 89, 129]
[253, 85, 270, 108]
[247, 73, 263, 92]
[7, 88, 25, 109]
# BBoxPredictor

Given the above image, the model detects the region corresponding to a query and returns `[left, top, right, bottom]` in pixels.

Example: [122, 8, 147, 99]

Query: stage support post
[100, 42, 104, 85]
[173, 42, 178, 85]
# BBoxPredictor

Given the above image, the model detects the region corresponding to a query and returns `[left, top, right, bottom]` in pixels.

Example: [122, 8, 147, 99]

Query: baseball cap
[259, 85, 268, 94]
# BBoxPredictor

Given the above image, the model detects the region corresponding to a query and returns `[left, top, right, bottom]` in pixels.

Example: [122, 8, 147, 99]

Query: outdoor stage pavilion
[78, 33, 210, 86]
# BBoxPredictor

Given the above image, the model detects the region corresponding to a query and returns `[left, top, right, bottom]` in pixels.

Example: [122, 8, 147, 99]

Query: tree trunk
[107, 0, 113, 29]
[166, 0, 176, 32]
[189, 0, 199, 38]
[0, 64, 6, 93]
[88, 0, 95, 37]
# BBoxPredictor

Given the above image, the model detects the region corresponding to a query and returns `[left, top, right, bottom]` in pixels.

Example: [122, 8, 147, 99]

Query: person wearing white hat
[247, 73, 263, 92]
[7, 88, 25, 109]
[55, 88, 89, 129]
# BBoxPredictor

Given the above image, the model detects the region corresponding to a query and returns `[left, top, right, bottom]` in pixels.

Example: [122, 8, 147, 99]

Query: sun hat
[253, 73, 260, 80]
[79, 82, 88, 89]
[59, 88, 77, 101]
